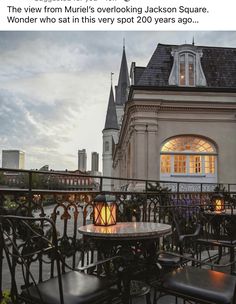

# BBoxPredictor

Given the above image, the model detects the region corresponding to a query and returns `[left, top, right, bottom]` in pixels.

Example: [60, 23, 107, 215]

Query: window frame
[179, 52, 196, 87]
[160, 136, 217, 178]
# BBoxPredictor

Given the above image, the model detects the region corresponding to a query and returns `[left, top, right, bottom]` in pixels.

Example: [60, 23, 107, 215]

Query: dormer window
[169, 45, 207, 87]
[179, 53, 195, 86]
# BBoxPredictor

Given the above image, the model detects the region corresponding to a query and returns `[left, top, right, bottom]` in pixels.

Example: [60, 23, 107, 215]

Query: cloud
[0, 31, 236, 170]
[0, 89, 78, 167]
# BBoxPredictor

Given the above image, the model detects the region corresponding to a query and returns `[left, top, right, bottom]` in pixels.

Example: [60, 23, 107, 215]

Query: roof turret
[104, 85, 119, 130]
[115, 46, 130, 105]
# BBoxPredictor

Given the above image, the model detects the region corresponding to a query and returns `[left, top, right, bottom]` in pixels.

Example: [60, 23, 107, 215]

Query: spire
[192, 36, 195, 46]
[104, 85, 119, 130]
[115, 45, 130, 106]
[111, 72, 114, 86]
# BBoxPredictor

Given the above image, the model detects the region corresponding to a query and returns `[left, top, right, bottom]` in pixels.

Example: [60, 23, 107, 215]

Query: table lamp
[93, 193, 117, 226]
[211, 193, 225, 212]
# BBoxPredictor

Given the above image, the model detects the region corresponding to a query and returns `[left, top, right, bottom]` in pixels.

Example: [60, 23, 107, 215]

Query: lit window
[161, 155, 171, 173]
[162, 136, 214, 153]
[160, 136, 217, 179]
[174, 155, 186, 173]
[179, 53, 195, 86]
[188, 55, 194, 86]
[189, 155, 202, 174]
[179, 55, 186, 86]
[205, 155, 215, 174]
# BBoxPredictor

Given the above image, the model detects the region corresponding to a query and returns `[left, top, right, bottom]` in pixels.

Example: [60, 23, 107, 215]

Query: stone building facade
[111, 43, 236, 186]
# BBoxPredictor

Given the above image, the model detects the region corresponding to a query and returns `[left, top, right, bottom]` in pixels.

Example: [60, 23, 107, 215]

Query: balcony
[0, 168, 236, 304]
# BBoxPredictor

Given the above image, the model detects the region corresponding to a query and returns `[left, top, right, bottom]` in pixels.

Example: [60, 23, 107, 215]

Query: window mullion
[171, 155, 174, 174]
[202, 156, 205, 175]
[185, 53, 189, 86]
[187, 155, 190, 174]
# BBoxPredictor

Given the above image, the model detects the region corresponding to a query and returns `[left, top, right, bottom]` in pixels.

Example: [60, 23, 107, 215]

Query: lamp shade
[211, 193, 225, 212]
[93, 194, 117, 226]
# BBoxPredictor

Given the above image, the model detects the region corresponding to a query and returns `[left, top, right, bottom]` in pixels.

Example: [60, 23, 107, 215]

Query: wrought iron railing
[0, 168, 236, 300]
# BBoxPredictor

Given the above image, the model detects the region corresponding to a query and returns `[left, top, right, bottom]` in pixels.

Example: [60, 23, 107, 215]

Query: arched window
[179, 53, 195, 86]
[160, 136, 217, 181]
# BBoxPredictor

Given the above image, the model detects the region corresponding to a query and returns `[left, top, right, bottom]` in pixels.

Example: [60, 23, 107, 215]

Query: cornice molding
[126, 103, 236, 113]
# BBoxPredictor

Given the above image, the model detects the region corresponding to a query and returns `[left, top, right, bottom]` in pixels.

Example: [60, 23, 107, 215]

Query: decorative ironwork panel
[179, 183, 201, 193]
[202, 184, 218, 192]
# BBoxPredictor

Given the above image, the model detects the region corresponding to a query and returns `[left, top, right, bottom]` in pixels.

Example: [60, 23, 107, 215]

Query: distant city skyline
[91, 151, 99, 172]
[2, 149, 25, 169]
[0, 31, 236, 171]
[78, 149, 87, 172]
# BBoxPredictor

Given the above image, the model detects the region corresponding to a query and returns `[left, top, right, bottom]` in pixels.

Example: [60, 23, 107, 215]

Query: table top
[78, 222, 172, 240]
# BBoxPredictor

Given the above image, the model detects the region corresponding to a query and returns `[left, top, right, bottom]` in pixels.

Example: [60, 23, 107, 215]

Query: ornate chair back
[0, 215, 64, 303]
[169, 204, 201, 254]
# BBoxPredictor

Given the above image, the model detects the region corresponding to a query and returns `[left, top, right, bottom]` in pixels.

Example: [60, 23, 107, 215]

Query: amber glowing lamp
[93, 194, 117, 226]
[211, 193, 225, 212]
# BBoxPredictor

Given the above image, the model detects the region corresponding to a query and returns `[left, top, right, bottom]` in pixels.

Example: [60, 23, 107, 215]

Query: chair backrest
[0, 215, 64, 303]
[169, 204, 201, 253]
[201, 203, 236, 243]
[50, 200, 95, 271]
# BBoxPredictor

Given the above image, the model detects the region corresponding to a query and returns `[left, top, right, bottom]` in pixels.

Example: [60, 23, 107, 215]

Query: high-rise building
[2, 150, 25, 169]
[91, 152, 99, 172]
[78, 149, 87, 172]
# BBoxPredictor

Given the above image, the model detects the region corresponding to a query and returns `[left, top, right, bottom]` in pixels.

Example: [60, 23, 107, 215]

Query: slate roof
[104, 86, 119, 130]
[136, 43, 236, 88]
[115, 47, 130, 105]
[133, 66, 146, 85]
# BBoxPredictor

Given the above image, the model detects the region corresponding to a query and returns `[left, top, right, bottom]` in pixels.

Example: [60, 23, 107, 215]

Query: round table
[78, 222, 172, 240]
[79, 222, 172, 304]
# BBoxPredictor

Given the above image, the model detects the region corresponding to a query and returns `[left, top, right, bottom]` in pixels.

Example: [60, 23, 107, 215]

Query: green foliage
[0, 172, 6, 185]
[0, 290, 11, 304]
[120, 195, 143, 222]
[3, 197, 17, 210]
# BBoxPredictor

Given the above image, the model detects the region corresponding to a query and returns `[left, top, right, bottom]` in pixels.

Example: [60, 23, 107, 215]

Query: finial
[111, 72, 114, 85]
[192, 36, 195, 46]
[123, 38, 125, 50]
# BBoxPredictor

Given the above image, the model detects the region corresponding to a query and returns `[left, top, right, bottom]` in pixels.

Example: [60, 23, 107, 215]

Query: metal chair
[155, 252, 236, 304]
[0, 215, 121, 304]
[157, 204, 201, 269]
[154, 204, 236, 304]
[197, 204, 236, 274]
[152, 204, 202, 303]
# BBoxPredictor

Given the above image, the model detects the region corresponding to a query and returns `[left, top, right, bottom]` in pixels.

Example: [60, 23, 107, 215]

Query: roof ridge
[135, 42, 236, 88]
[157, 42, 236, 50]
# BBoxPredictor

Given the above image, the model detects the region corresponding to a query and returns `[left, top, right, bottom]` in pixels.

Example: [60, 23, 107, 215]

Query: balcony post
[28, 171, 32, 216]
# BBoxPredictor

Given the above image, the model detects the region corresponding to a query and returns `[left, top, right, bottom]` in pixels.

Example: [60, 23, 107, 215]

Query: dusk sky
[0, 31, 236, 171]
